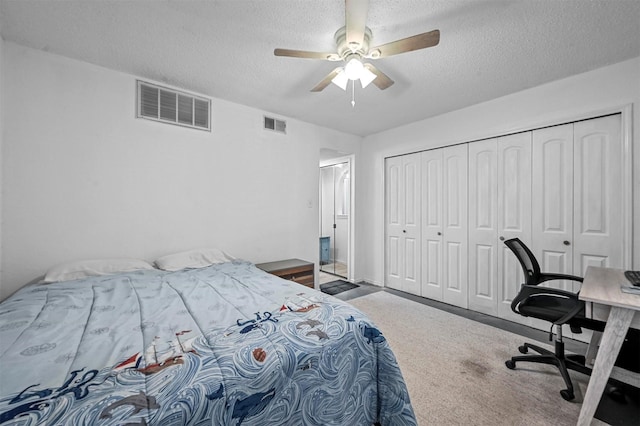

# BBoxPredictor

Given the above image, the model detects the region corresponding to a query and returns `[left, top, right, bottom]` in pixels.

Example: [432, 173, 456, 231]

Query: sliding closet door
[468, 139, 498, 315]
[497, 132, 532, 323]
[442, 144, 468, 308]
[421, 149, 444, 300]
[385, 153, 421, 294]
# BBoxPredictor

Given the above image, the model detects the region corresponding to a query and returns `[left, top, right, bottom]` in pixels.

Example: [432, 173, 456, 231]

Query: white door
[531, 116, 624, 335]
[468, 139, 498, 315]
[532, 115, 624, 287]
[497, 132, 532, 323]
[573, 115, 623, 273]
[385, 153, 421, 294]
[532, 123, 575, 291]
[421, 149, 444, 300]
[442, 144, 468, 308]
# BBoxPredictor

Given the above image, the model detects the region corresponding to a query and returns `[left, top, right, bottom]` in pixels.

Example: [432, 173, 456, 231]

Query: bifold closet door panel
[531, 115, 624, 337]
[468, 139, 499, 316]
[421, 149, 444, 301]
[532, 123, 576, 292]
[468, 134, 533, 320]
[385, 153, 421, 295]
[402, 154, 421, 296]
[532, 114, 624, 292]
[496, 132, 532, 323]
[442, 144, 469, 309]
[386, 156, 403, 291]
[572, 114, 624, 273]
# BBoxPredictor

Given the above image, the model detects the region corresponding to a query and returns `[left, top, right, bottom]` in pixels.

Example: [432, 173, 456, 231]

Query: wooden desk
[577, 266, 640, 426]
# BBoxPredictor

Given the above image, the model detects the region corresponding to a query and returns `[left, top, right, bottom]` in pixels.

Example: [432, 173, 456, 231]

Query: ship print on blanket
[0, 261, 416, 425]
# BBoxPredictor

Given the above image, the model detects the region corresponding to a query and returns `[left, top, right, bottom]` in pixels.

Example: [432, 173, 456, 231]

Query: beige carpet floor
[349, 291, 607, 426]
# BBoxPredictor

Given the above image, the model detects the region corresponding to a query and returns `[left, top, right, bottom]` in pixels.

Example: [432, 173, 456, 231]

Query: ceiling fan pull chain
[351, 80, 356, 108]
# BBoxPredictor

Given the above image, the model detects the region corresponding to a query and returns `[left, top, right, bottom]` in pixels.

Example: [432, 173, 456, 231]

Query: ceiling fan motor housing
[334, 26, 372, 60]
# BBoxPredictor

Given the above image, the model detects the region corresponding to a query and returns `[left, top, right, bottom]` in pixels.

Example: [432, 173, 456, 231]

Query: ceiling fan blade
[345, 0, 369, 49]
[370, 29, 440, 58]
[274, 48, 339, 61]
[364, 63, 394, 90]
[311, 67, 343, 92]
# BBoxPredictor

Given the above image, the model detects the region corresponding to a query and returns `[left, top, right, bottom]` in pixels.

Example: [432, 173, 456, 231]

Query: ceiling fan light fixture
[344, 57, 364, 80]
[331, 69, 349, 90]
[360, 66, 377, 88]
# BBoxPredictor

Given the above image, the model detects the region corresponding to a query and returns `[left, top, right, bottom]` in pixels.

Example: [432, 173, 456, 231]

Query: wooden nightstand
[256, 259, 315, 289]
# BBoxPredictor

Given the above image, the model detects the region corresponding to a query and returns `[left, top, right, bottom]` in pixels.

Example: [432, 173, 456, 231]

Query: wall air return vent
[264, 116, 286, 134]
[137, 80, 211, 131]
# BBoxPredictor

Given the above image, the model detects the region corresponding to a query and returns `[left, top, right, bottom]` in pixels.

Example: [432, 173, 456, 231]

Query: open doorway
[319, 155, 353, 284]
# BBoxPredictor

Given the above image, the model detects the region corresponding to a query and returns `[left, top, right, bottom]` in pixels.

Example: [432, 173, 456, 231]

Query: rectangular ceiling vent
[137, 80, 211, 131]
[264, 116, 286, 134]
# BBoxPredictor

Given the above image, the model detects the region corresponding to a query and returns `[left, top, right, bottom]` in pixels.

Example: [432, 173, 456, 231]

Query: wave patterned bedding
[0, 261, 416, 425]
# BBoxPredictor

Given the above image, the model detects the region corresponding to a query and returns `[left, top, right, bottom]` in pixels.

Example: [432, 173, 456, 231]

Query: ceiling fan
[274, 0, 440, 93]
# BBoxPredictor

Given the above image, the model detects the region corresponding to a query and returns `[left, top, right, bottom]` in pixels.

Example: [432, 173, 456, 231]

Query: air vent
[264, 116, 286, 134]
[137, 80, 211, 131]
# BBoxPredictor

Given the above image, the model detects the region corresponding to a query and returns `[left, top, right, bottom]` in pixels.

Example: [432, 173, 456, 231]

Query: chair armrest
[515, 284, 578, 300]
[538, 272, 583, 283]
[511, 284, 583, 326]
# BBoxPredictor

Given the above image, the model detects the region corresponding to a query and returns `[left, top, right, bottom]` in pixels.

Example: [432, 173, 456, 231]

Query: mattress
[0, 260, 416, 425]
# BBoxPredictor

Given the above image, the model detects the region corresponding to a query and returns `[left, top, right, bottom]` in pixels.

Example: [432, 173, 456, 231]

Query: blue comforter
[0, 261, 416, 425]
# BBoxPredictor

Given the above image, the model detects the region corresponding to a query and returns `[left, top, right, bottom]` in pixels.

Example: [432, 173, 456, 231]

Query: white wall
[358, 57, 640, 286]
[0, 42, 361, 300]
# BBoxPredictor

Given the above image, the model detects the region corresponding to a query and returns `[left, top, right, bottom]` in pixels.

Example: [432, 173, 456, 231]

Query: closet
[385, 114, 628, 326]
[385, 153, 421, 294]
[421, 145, 468, 308]
[468, 132, 532, 320]
[532, 115, 624, 285]
[528, 115, 625, 330]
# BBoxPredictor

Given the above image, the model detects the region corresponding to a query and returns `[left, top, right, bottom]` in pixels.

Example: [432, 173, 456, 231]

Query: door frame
[319, 155, 355, 283]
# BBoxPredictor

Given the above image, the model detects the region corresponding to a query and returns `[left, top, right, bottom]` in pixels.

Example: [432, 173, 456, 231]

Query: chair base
[505, 340, 591, 401]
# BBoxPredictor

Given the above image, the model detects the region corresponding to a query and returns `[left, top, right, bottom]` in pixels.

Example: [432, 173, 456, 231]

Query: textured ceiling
[1, 0, 639, 136]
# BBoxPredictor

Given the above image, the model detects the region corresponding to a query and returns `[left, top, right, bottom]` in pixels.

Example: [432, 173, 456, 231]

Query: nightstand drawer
[256, 259, 315, 289]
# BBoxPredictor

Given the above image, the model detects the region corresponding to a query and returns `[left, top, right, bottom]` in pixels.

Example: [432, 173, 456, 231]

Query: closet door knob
[563, 240, 571, 246]
[499, 236, 505, 241]
[403, 230, 407, 233]
[437, 232, 442, 236]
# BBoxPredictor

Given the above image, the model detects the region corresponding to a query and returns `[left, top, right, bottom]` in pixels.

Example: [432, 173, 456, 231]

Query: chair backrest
[504, 238, 542, 286]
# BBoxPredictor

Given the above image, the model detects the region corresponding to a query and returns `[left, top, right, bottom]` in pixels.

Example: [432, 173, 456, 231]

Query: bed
[0, 254, 416, 425]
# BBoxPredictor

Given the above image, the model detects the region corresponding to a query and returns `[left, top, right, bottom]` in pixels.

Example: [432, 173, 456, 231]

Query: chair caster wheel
[505, 360, 516, 370]
[518, 345, 528, 354]
[560, 389, 575, 401]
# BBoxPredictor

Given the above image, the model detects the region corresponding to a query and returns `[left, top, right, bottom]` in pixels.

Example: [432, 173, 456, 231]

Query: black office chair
[503, 238, 606, 401]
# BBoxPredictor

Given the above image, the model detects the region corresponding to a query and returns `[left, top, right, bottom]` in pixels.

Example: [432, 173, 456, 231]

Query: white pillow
[43, 258, 155, 283]
[154, 248, 234, 271]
